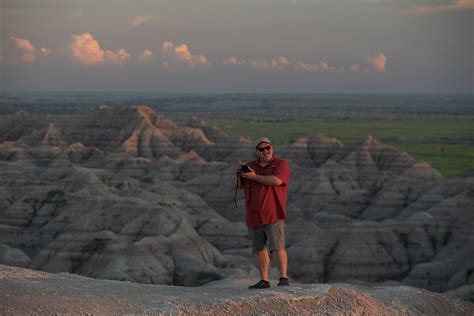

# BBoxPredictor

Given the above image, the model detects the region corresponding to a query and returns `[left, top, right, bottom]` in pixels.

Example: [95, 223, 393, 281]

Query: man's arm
[229, 160, 244, 189]
[246, 174, 283, 186]
[229, 172, 243, 189]
[241, 167, 283, 186]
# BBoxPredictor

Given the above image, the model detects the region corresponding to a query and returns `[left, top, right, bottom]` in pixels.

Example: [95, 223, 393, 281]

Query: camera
[240, 165, 251, 173]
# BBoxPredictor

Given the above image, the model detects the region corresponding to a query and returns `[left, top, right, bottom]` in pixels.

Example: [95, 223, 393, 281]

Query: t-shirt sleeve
[273, 160, 290, 186]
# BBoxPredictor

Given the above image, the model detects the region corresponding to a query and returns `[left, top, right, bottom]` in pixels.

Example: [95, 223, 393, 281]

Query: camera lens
[241, 165, 251, 173]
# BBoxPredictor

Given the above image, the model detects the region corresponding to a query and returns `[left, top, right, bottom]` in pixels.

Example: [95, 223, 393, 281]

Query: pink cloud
[225, 54, 387, 74]
[249, 57, 290, 70]
[11, 36, 43, 63]
[104, 49, 131, 64]
[293, 62, 337, 72]
[404, 0, 474, 15]
[71, 33, 104, 64]
[130, 15, 153, 28]
[162, 41, 174, 51]
[71, 33, 131, 65]
[349, 64, 370, 74]
[279, 57, 290, 65]
[224, 57, 243, 65]
[225, 57, 351, 73]
[161, 41, 208, 67]
[40, 47, 52, 57]
[138, 49, 153, 62]
[225, 56, 290, 70]
[11, 36, 35, 53]
[21, 53, 36, 63]
[174, 44, 194, 62]
[368, 53, 388, 72]
[350, 64, 360, 72]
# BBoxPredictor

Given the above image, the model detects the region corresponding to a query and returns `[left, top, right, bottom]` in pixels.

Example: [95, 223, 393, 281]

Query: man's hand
[240, 166, 256, 180]
[234, 160, 244, 173]
[229, 160, 244, 189]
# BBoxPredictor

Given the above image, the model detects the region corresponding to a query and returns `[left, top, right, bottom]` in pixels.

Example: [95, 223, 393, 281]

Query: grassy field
[205, 117, 474, 177]
[391, 144, 473, 177]
[1, 112, 472, 177]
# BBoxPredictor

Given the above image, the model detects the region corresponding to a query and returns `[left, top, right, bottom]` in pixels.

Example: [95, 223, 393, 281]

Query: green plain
[205, 117, 474, 177]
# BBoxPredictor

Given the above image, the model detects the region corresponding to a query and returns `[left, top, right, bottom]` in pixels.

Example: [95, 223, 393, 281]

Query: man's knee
[256, 250, 270, 264]
[271, 249, 287, 258]
[267, 221, 286, 252]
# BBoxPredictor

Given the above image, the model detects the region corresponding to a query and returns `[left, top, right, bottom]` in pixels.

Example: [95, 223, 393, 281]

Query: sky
[1, 0, 473, 94]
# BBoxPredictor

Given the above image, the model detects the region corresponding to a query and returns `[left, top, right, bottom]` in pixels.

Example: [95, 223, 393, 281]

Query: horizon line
[2, 90, 473, 97]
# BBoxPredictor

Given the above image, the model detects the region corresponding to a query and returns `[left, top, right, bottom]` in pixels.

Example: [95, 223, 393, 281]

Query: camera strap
[234, 172, 239, 208]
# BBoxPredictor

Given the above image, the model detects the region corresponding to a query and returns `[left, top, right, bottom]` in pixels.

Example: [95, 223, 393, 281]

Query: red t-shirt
[242, 156, 291, 227]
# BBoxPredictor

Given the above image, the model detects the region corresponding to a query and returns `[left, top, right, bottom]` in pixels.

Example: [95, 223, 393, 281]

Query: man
[231, 137, 291, 289]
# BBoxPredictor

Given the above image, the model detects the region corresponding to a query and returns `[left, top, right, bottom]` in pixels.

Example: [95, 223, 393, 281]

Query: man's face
[256, 142, 273, 163]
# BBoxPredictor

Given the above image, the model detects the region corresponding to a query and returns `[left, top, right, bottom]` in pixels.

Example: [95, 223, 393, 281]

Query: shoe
[248, 280, 270, 289]
[277, 277, 290, 286]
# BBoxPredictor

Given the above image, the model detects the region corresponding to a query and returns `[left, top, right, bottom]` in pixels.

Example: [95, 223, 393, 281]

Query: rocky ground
[1, 264, 473, 315]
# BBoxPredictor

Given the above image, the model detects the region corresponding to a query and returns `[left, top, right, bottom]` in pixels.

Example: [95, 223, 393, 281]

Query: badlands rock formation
[1, 264, 472, 315]
[0, 105, 472, 301]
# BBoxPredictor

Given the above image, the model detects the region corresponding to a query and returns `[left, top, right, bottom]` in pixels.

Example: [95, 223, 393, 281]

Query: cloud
[224, 56, 290, 70]
[295, 54, 388, 73]
[224, 57, 242, 65]
[293, 61, 337, 72]
[40, 47, 52, 57]
[224, 54, 385, 74]
[368, 53, 388, 72]
[403, 0, 474, 15]
[350, 64, 360, 72]
[11, 36, 49, 63]
[11, 36, 35, 53]
[162, 41, 174, 51]
[249, 57, 290, 70]
[225, 56, 339, 72]
[71, 33, 104, 64]
[138, 49, 153, 62]
[296, 0, 472, 15]
[130, 15, 153, 28]
[21, 53, 36, 63]
[161, 41, 208, 67]
[104, 49, 131, 64]
[174, 44, 208, 64]
[71, 33, 130, 65]
[349, 63, 370, 74]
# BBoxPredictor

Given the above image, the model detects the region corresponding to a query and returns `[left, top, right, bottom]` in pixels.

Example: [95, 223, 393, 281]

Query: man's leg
[257, 248, 270, 281]
[267, 221, 289, 286]
[272, 249, 288, 279]
[268, 221, 288, 278]
[248, 226, 271, 289]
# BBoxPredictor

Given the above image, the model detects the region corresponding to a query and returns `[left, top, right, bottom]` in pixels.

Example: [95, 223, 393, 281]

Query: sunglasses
[257, 145, 272, 152]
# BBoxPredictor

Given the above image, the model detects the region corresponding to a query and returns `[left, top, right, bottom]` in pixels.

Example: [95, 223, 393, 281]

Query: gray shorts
[248, 220, 286, 253]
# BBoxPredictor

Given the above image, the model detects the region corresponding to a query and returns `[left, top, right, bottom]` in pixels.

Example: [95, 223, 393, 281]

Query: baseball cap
[255, 137, 272, 149]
